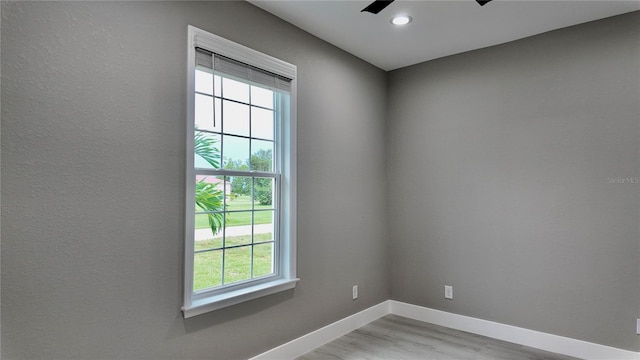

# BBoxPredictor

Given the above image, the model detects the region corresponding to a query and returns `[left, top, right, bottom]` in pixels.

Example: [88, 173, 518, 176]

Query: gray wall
[388, 11, 640, 352]
[0, 2, 389, 359]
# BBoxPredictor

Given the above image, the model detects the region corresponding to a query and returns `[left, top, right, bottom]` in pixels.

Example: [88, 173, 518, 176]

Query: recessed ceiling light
[391, 15, 412, 26]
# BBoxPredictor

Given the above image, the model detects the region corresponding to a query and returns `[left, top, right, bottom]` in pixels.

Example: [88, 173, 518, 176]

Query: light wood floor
[296, 315, 581, 360]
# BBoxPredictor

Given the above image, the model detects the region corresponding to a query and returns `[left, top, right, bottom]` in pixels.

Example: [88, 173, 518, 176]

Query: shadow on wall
[164, 289, 296, 340]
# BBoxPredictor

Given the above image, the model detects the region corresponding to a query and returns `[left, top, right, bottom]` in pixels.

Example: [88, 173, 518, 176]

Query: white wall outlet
[636, 319, 640, 335]
[444, 285, 453, 300]
[352, 285, 358, 300]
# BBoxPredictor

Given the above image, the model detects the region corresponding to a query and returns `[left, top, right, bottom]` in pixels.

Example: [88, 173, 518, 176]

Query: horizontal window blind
[196, 48, 291, 92]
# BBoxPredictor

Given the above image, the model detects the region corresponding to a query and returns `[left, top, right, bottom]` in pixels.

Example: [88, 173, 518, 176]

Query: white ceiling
[249, 0, 640, 71]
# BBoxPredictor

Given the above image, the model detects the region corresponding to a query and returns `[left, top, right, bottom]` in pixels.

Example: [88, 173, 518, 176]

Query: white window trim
[183, 25, 298, 318]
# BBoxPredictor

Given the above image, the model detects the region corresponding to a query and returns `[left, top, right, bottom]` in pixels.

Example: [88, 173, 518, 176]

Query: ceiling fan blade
[476, 0, 493, 6]
[361, 0, 395, 14]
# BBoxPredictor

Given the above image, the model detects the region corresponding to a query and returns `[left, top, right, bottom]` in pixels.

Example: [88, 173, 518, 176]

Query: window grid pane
[253, 242, 274, 278]
[223, 246, 251, 284]
[194, 250, 222, 291]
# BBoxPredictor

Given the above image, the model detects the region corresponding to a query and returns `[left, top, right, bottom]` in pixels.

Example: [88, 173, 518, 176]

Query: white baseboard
[390, 301, 639, 360]
[250, 300, 640, 360]
[249, 301, 391, 360]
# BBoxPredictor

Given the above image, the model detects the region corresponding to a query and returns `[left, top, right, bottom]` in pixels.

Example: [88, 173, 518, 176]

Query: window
[183, 26, 298, 318]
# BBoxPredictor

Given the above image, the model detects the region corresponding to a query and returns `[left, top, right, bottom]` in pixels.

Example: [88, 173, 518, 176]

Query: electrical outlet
[444, 285, 453, 300]
[352, 285, 358, 300]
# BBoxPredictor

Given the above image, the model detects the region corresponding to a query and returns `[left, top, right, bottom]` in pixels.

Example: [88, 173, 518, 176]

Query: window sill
[182, 278, 299, 318]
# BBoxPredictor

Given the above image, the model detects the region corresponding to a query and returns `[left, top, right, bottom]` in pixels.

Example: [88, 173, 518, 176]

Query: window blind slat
[195, 48, 213, 69]
[195, 47, 291, 92]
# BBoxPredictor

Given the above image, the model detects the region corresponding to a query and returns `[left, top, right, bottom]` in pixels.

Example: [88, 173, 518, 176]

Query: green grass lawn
[195, 195, 273, 229]
[194, 233, 274, 291]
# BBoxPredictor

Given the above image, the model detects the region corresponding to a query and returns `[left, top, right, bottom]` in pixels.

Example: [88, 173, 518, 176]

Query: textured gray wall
[388, 12, 640, 352]
[1, 2, 389, 359]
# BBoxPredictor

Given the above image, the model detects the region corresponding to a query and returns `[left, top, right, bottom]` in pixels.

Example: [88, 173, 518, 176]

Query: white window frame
[183, 26, 298, 318]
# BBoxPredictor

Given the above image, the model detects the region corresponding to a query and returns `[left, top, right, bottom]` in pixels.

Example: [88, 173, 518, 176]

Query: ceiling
[249, 0, 640, 71]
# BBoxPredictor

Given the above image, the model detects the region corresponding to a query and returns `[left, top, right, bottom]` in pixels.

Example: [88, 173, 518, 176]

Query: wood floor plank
[296, 315, 582, 360]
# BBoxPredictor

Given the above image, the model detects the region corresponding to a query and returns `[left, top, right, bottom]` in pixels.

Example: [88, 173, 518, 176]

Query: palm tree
[194, 131, 224, 235]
